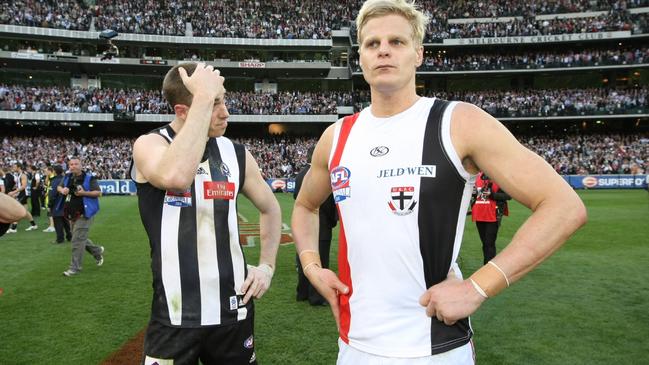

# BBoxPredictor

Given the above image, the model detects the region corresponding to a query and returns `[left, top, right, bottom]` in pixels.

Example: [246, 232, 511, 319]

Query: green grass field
[1, 190, 648, 364]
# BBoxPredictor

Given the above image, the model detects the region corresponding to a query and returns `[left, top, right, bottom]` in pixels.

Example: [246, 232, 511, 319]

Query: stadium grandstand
[1, 1, 647, 179]
[1, 1, 648, 364]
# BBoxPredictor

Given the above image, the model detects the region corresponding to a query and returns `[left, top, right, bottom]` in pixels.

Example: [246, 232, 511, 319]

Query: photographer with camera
[471, 172, 511, 264]
[56, 157, 104, 276]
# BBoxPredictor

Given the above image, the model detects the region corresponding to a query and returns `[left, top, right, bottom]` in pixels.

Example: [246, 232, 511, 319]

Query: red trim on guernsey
[330, 113, 359, 169]
[337, 216, 351, 343]
[329, 113, 359, 344]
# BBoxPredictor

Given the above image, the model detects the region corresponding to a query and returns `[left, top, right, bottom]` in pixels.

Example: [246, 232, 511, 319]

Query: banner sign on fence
[98, 179, 137, 195]
[266, 179, 296, 193]
[99, 175, 647, 195]
[565, 174, 648, 189]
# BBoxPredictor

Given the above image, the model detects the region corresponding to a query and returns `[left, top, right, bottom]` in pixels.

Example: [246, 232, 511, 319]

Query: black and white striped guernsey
[133, 125, 250, 328]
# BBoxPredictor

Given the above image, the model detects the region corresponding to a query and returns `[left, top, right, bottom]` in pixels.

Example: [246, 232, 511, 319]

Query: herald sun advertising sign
[98, 179, 299, 195]
[98, 180, 137, 195]
[566, 175, 648, 189]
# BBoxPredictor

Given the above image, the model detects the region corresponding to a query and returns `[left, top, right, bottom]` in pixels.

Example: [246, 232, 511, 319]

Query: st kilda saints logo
[388, 186, 417, 216]
[370, 146, 389, 157]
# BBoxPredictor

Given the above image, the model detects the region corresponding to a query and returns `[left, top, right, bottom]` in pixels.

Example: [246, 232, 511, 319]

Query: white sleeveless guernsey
[329, 97, 476, 357]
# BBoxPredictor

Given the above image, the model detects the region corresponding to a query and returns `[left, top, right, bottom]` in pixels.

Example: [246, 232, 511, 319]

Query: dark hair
[162, 62, 198, 107]
[53, 165, 64, 175]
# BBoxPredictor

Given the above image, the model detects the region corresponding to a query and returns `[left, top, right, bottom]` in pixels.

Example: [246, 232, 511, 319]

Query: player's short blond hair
[356, 0, 429, 47]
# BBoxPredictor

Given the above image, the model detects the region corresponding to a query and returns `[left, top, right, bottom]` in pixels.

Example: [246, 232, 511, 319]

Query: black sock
[30, 221, 36, 226]
[11, 224, 17, 229]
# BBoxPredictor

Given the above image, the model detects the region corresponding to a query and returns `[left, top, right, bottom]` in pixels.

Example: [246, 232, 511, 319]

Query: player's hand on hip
[305, 267, 349, 331]
[241, 263, 273, 304]
[418, 274, 486, 326]
[178, 62, 225, 101]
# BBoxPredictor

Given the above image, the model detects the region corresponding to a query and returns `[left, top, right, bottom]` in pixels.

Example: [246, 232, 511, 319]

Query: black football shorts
[142, 315, 257, 365]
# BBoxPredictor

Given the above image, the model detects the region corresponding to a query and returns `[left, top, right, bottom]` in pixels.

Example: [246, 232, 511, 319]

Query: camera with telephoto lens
[99, 29, 119, 60]
[478, 174, 492, 199]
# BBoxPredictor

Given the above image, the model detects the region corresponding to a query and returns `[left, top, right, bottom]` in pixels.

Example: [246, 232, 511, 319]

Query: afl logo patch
[330, 166, 351, 189]
[370, 146, 389, 157]
[330, 166, 352, 203]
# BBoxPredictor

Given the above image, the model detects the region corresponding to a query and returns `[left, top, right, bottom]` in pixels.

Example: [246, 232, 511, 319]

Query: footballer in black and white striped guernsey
[132, 62, 281, 365]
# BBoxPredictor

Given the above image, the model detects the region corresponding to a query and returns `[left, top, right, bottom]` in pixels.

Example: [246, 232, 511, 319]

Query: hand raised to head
[178, 62, 225, 102]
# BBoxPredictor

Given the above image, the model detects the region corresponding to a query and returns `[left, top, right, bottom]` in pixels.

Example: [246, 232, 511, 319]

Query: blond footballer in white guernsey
[291, 0, 587, 364]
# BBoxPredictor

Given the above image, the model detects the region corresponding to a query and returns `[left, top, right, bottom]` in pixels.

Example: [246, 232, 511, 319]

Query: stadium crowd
[223, 91, 349, 115]
[431, 12, 648, 42]
[351, 47, 649, 72]
[235, 136, 316, 179]
[0, 135, 316, 180]
[2, 0, 648, 40]
[445, 0, 649, 18]
[522, 134, 649, 175]
[1, 84, 645, 119]
[0, 135, 133, 180]
[0, 85, 352, 115]
[0, 0, 93, 31]
[353, 87, 647, 117]
[1, 133, 646, 180]
[0, 85, 169, 114]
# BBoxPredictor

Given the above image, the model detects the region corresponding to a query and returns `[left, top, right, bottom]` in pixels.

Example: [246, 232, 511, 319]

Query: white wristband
[247, 264, 274, 278]
[258, 263, 274, 277]
[469, 278, 489, 299]
[487, 261, 510, 287]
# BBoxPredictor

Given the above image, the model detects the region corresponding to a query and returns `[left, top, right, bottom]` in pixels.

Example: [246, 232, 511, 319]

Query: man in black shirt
[2, 166, 15, 195]
[0, 167, 8, 194]
[49, 165, 71, 244]
[293, 147, 337, 306]
[6, 163, 37, 232]
[27, 165, 42, 217]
